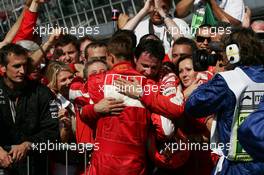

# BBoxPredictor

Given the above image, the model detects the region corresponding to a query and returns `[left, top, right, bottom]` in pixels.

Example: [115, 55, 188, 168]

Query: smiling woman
[175, 54, 213, 98]
[45, 61, 80, 175]
[46, 61, 74, 95]
[177, 56, 198, 88]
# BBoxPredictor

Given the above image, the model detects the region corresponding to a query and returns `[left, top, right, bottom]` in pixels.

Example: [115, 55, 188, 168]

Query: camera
[192, 41, 223, 71]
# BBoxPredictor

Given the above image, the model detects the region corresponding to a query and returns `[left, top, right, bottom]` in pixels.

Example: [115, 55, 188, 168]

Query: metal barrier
[0, 144, 91, 175]
[0, 0, 179, 38]
[0, 0, 144, 36]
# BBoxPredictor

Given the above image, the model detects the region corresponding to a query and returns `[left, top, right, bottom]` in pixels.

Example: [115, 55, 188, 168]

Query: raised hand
[118, 13, 130, 29]
[143, 0, 155, 13]
[58, 108, 72, 129]
[183, 78, 202, 99]
[154, 0, 168, 18]
[47, 28, 63, 45]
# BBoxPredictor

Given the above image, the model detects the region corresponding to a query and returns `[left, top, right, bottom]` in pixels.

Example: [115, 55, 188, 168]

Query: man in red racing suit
[87, 60, 154, 175]
[85, 37, 185, 175]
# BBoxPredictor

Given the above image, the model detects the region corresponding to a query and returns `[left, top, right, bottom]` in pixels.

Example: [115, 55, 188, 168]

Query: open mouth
[16, 76, 24, 80]
[183, 79, 190, 84]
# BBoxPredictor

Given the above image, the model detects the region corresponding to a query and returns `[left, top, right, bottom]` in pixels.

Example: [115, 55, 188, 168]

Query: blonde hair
[46, 61, 73, 92]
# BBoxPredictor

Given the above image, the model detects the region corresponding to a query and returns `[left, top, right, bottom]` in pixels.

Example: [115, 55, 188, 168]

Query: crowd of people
[0, 0, 264, 175]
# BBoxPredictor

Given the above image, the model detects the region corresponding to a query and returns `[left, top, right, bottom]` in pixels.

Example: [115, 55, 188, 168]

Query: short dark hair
[85, 41, 107, 59]
[55, 34, 79, 51]
[107, 36, 133, 61]
[175, 54, 193, 76]
[222, 27, 264, 66]
[78, 35, 95, 45]
[159, 61, 176, 79]
[112, 30, 137, 51]
[139, 34, 160, 43]
[0, 43, 28, 66]
[135, 39, 165, 62]
[173, 37, 197, 52]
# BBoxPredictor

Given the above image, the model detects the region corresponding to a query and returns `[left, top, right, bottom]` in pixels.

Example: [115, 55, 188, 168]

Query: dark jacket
[0, 77, 60, 175]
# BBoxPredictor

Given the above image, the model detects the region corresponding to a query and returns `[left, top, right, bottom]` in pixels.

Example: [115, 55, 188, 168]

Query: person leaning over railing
[0, 43, 59, 175]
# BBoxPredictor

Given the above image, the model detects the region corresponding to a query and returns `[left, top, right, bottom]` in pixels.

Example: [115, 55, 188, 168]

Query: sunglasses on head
[196, 36, 211, 43]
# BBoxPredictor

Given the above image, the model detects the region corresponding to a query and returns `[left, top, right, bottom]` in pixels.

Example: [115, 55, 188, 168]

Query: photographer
[185, 28, 264, 174]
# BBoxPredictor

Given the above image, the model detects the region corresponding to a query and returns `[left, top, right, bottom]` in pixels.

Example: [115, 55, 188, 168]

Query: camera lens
[193, 49, 220, 71]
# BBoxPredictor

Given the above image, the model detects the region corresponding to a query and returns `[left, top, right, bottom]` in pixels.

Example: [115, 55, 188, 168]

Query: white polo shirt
[134, 17, 192, 53]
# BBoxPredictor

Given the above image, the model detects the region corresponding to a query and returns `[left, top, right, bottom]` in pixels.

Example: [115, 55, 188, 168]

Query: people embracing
[1, 0, 264, 174]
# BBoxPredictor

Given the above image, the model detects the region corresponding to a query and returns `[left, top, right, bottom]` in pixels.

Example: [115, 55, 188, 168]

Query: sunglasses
[196, 36, 211, 43]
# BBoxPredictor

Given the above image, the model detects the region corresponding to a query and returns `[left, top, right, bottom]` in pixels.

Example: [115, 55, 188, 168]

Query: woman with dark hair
[147, 58, 213, 175]
[174, 55, 214, 175]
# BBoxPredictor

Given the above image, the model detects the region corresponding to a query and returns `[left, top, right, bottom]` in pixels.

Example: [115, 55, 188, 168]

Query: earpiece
[225, 44, 240, 64]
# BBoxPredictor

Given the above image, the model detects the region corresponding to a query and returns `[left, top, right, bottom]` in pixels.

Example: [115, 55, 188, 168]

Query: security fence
[0, 0, 180, 39]
[0, 0, 144, 38]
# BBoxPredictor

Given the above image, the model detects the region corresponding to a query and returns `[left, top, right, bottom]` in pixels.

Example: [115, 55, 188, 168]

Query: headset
[218, 43, 240, 68]
[225, 43, 240, 64]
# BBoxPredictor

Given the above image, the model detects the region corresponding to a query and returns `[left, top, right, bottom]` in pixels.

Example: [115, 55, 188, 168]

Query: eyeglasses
[196, 36, 211, 43]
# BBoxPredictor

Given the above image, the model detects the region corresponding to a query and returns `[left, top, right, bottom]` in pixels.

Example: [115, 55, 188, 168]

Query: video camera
[192, 41, 223, 71]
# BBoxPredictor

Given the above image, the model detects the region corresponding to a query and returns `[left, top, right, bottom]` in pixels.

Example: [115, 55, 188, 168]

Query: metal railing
[0, 0, 181, 38]
[0, 0, 145, 36]
[0, 144, 91, 175]
[0, 0, 180, 43]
